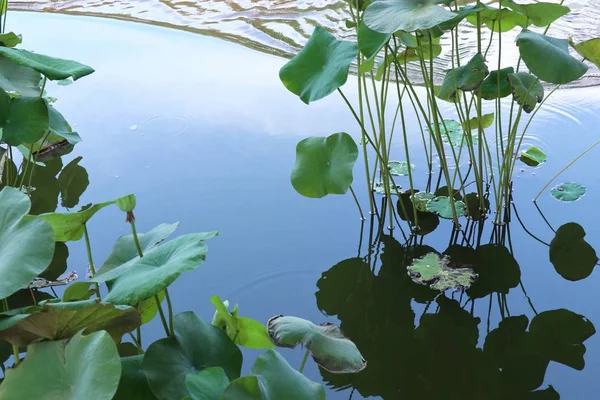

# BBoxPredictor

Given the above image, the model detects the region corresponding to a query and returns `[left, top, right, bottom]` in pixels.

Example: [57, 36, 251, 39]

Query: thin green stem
[298, 349, 310, 374]
[164, 288, 175, 336]
[155, 295, 170, 337]
[83, 224, 102, 300]
[349, 185, 365, 221]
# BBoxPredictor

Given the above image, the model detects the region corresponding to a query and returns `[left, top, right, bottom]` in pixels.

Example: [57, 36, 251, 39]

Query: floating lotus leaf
[364, 0, 457, 34]
[388, 161, 414, 176]
[222, 350, 326, 400]
[411, 192, 435, 212]
[407, 252, 477, 291]
[291, 132, 358, 198]
[571, 38, 600, 69]
[40, 200, 115, 242]
[550, 223, 598, 281]
[0, 330, 121, 400]
[0, 47, 94, 81]
[551, 182, 586, 202]
[267, 315, 366, 374]
[210, 295, 274, 349]
[0, 187, 55, 299]
[0, 299, 140, 346]
[185, 367, 230, 400]
[280, 27, 357, 104]
[92, 232, 216, 306]
[373, 180, 402, 195]
[520, 146, 547, 167]
[397, 191, 440, 235]
[114, 355, 158, 400]
[142, 312, 242, 400]
[508, 72, 544, 113]
[426, 196, 466, 219]
[480, 67, 514, 100]
[516, 30, 587, 85]
[437, 53, 488, 101]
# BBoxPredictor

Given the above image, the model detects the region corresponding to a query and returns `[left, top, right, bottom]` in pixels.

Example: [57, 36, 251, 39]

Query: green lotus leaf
[571, 38, 600, 69]
[116, 193, 137, 212]
[186, 367, 230, 400]
[364, 0, 457, 34]
[0, 32, 22, 48]
[210, 295, 274, 349]
[516, 30, 587, 85]
[388, 161, 414, 176]
[466, 5, 528, 32]
[58, 156, 89, 208]
[114, 355, 158, 400]
[0, 299, 140, 346]
[437, 53, 488, 101]
[480, 67, 514, 100]
[40, 200, 115, 242]
[267, 315, 366, 373]
[397, 191, 440, 235]
[62, 282, 96, 302]
[291, 132, 358, 198]
[0, 187, 55, 299]
[501, 0, 570, 27]
[436, 5, 482, 31]
[98, 222, 180, 275]
[426, 196, 466, 219]
[0, 47, 94, 81]
[529, 309, 596, 370]
[358, 21, 390, 60]
[279, 27, 357, 104]
[142, 312, 242, 400]
[520, 146, 547, 167]
[2, 96, 49, 146]
[0, 330, 121, 400]
[462, 113, 494, 132]
[47, 104, 81, 144]
[92, 232, 216, 306]
[395, 38, 442, 64]
[0, 54, 41, 96]
[407, 252, 477, 291]
[467, 244, 521, 299]
[551, 182, 586, 202]
[222, 350, 326, 400]
[373, 180, 402, 195]
[411, 192, 435, 212]
[428, 119, 479, 146]
[549, 223, 598, 281]
[508, 72, 544, 113]
[434, 185, 463, 200]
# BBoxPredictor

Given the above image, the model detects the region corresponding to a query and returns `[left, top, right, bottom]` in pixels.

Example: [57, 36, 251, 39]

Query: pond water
[10, 10, 600, 399]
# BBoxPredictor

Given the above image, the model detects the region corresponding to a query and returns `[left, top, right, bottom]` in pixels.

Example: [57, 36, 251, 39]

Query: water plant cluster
[281, 0, 600, 231]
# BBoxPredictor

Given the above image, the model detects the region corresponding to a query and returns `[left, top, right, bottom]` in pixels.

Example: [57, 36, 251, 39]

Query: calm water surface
[10, 11, 600, 399]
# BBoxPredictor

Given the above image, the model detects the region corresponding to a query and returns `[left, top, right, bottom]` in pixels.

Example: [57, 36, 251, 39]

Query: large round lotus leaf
[571, 38, 600, 69]
[426, 196, 466, 219]
[0, 47, 94, 81]
[388, 161, 414, 176]
[185, 367, 230, 400]
[502, 0, 569, 27]
[551, 182, 586, 202]
[279, 27, 357, 104]
[407, 252, 477, 291]
[291, 132, 358, 198]
[467, 244, 521, 299]
[58, 156, 89, 208]
[520, 146, 547, 167]
[516, 30, 587, 85]
[549, 223, 598, 281]
[437, 53, 488, 101]
[358, 21, 391, 60]
[508, 72, 544, 113]
[210, 295, 274, 349]
[267, 315, 366, 373]
[143, 312, 242, 400]
[0, 330, 121, 400]
[40, 200, 115, 242]
[0, 54, 41, 96]
[114, 355, 158, 400]
[480, 67, 514, 100]
[0, 299, 140, 346]
[99, 222, 180, 275]
[222, 350, 326, 400]
[0, 187, 55, 299]
[92, 232, 215, 305]
[529, 308, 596, 370]
[3, 96, 49, 146]
[364, 0, 457, 34]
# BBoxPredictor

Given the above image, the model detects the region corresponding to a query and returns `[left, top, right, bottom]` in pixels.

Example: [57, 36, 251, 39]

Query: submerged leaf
[408, 252, 477, 291]
[549, 223, 598, 281]
[508, 72, 544, 113]
[426, 196, 466, 219]
[520, 146, 547, 167]
[551, 182, 586, 202]
[267, 315, 366, 373]
[279, 27, 357, 104]
[291, 132, 358, 198]
[364, 0, 457, 33]
[388, 161, 414, 176]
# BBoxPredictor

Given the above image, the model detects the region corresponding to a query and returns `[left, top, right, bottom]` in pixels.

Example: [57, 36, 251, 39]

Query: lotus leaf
[407, 252, 477, 291]
[508, 72, 543, 113]
[437, 53, 488, 101]
[520, 146, 547, 167]
[0, 47, 94, 81]
[40, 200, 115, 242]
[364, 0, 457, 34]
[388, 161, 414, 176]
[551, 182, 586, 202]
[549, 223, 598, 281]
[426, 196, 466, 219]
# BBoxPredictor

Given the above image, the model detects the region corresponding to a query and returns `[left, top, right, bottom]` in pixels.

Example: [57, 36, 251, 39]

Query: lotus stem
[298, 349, 310, 374]
[348, 185, 365, 221]
[83, 224, 102, 301]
